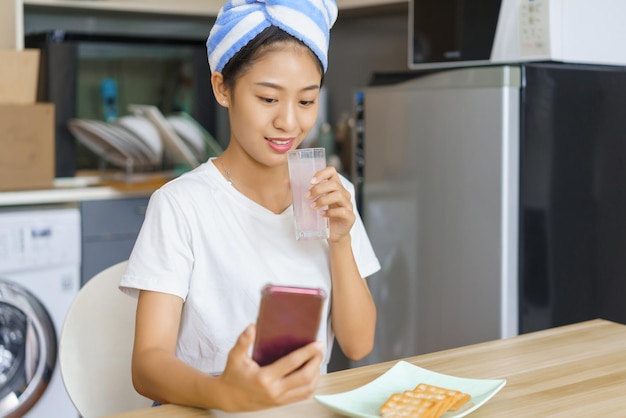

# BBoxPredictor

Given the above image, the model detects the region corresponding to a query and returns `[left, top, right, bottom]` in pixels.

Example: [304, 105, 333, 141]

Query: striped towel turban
[207, 0, 338, 74]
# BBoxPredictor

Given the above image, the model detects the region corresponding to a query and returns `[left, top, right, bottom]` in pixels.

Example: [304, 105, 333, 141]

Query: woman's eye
[300, 100, 316, 106]
[260, 96, 276, 103]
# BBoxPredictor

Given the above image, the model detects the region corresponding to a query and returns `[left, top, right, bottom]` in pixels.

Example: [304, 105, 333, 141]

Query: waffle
[380, 383, 470, 418]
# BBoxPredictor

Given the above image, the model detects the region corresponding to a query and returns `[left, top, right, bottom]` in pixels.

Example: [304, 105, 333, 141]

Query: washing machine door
[0, 280, 57, 418]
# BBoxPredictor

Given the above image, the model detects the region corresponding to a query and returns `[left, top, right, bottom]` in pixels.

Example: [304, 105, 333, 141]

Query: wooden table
[106, 319, 626, 417]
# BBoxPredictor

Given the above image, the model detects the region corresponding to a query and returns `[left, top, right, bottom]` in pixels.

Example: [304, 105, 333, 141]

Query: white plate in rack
[115, 115, 163, 165]
[90, 121, 154, 168]
[128, 104, 199, 168]
[166, 112, 224, 160]
[68, 119, 132, 168]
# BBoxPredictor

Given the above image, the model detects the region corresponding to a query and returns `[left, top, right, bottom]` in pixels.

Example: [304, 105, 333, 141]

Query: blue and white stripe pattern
[207, 0, 338, 73]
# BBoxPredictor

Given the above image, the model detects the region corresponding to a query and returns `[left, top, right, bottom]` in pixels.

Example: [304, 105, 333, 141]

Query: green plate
[314, 361, 506, 417]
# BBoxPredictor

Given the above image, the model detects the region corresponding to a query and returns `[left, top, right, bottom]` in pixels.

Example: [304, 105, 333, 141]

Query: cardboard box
[0, 49, 40, 104]
[0, 103, 54, 191]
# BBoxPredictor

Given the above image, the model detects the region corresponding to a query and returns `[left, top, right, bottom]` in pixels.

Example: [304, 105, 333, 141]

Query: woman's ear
[211, 72, 230, 108]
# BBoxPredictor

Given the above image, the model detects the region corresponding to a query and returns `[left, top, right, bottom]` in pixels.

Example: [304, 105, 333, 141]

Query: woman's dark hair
[220, 25, 324, 89]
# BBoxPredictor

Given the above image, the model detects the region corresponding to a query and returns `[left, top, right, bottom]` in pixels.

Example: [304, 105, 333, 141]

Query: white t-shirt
[119, 159, 380, 374]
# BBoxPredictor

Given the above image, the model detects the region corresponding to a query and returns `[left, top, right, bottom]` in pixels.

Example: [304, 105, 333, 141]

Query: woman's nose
[273, 102, 297, 131]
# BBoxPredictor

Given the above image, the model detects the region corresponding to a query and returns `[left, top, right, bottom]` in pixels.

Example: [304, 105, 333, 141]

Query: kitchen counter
[105, 319, 626, 417]
[0, 173, 169, 207]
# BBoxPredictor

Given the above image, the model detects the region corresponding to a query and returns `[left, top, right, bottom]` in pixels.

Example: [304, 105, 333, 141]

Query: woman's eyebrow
[254, 81, 320, 91]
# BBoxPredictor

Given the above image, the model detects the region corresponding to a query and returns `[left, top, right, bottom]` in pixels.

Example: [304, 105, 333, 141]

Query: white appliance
[409, 0, 626, 70]
[0, 206, 80, 417]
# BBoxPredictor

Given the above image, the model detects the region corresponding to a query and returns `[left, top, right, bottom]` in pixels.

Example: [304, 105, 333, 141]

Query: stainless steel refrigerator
[352, 63, 626, 366]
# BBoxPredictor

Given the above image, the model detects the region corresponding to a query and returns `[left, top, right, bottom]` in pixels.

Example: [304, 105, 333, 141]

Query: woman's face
[226, 43, 322, 168]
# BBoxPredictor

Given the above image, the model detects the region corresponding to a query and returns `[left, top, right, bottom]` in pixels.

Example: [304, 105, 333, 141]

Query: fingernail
[311, 177, 319, 184]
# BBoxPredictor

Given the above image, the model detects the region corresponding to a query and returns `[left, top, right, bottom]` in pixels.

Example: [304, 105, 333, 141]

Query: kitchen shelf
[0, 185, 153, 207]
[22, 0, 407, 17]
[23, 0, 221, 16]
[0, 174, 166, 207]
[338, 0, 407, 9]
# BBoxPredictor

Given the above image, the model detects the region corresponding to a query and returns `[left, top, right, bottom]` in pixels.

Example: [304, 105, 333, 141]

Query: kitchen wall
[327, 7, 409, 126]
[0, 1, 18, 49]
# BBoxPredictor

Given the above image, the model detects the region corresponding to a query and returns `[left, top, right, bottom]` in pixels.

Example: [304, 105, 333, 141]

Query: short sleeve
[119, 187, 194, 301]
[342, 176, 381, 279]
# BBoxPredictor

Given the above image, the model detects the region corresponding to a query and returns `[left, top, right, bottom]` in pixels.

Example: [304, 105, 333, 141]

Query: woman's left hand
[308, 166, 355, 243]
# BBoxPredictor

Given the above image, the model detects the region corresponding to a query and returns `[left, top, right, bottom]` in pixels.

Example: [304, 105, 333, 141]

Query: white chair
[59, 260, 153, 418]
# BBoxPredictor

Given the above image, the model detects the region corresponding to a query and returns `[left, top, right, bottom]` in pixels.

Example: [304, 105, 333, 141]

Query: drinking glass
[287, 148, 330, 240]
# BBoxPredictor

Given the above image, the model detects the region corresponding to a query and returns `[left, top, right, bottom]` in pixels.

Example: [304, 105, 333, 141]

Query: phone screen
[252, 284, 326, 366]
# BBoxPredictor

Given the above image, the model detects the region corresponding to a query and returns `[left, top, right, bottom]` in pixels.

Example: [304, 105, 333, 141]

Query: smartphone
[252, 284, 326, 366]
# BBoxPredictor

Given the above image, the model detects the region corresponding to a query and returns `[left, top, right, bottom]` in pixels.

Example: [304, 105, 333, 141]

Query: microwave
[409, 0, 626, 70]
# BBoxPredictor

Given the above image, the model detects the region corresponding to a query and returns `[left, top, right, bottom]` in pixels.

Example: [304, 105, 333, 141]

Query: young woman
[119, 0, 380, 412]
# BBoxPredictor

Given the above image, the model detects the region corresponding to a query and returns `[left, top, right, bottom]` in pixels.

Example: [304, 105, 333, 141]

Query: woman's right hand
[216, 324, 324, 411]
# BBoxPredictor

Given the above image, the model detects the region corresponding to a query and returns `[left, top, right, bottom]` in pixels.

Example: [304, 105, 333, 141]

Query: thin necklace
[219, 158, 234, 186]
[217, 158, 292, 212]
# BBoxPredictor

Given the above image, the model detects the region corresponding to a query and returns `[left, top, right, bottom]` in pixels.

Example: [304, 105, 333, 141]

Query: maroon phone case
[252, 284, 326, 366]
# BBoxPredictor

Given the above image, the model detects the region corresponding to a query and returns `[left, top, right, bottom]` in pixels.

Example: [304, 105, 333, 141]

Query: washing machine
[0, 206, 80, 417]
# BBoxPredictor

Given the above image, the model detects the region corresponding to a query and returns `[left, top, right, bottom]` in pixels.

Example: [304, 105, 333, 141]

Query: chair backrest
[59, 260, 152, 418]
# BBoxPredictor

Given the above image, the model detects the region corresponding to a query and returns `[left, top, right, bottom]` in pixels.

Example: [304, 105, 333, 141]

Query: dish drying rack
[69, 105, 223, 185]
